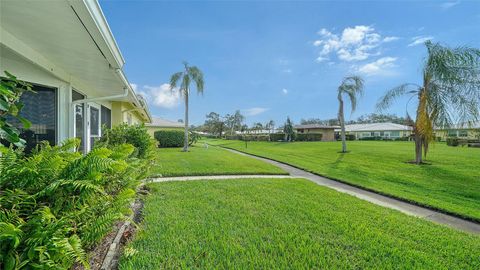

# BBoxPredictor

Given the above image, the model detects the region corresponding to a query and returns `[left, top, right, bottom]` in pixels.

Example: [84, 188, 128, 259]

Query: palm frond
[376, 83, 420, 111]
[169, 72, 183, 92]
[188, 66, 205, 94]
[337, 75, 364, 113]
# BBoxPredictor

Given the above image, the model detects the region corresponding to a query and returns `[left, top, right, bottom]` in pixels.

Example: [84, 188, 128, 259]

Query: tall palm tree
[377, 41, 480, 164]
[337, 76, 364, 153]
[170, 62, 204, 152]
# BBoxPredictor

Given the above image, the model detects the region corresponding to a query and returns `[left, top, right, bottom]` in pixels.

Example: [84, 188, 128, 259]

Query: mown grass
[205, 139, 480, 221]
[149, 145, 287, 177]
[119, 178, 480, 269]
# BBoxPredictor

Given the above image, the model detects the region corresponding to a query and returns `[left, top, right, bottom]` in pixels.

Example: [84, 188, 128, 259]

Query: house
[146, 117, 184, 136]
[336, 123, 412, 140]
[435, 122, 480, 141]
[294, 124, 338, 141]
[0, 0, 151, 152]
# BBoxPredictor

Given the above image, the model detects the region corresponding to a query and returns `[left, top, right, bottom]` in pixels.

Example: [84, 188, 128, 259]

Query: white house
[336, 123, 413, 140]
[0, 0, 151, 152]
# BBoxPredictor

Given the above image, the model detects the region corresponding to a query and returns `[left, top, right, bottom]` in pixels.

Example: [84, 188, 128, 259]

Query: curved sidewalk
[219, 147, 480, 235]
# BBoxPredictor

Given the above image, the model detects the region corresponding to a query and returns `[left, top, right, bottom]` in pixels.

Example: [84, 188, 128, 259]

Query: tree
[266, 120, 275, 134]
[377, 41, 480, 164]
[283, 117, 294, 141]
[252, 122, 263, 133]
[170, 62, 204, 151]
[300, 118, 339, 126]
[337, 76, 364, 153]
[204, 112, 224, 136]
[348, 113, 407, 125]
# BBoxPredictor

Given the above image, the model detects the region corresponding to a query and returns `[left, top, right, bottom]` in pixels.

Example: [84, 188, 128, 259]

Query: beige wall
[296, 128, 336, 141]
[435, 129, 479, 141]
[111, 101, 146, 126]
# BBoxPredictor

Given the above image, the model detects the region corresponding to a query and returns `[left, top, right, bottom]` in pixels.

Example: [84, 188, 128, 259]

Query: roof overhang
[0, 0, 151, 122]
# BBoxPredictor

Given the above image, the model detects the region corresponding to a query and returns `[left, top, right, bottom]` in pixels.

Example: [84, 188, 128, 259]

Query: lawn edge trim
[216, 144, 480, 224]
[150, 171, 289, 178]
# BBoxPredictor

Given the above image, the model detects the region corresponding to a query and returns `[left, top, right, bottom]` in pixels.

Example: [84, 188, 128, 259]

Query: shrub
[345, 134, 356, 141]
[269, 133, 286, 141]
[0, 139, 144, 269]
[0, 71, 33, 148]
[96, 123, 156, 159]
[154, 130, 184, 148]
[296, 133, 323, 141]
[446, 137, 459, 146]
[225, 135, 242, 140]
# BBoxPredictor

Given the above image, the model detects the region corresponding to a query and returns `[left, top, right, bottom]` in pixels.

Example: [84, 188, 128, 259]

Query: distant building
[294, 124, 338, 141]
[336, 123, 413, 140]
[435, 122, 480, 140]
[146, 117, 184, 136]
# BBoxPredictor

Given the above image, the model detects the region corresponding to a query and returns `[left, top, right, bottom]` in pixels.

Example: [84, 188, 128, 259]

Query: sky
[100, 0, 480, 126]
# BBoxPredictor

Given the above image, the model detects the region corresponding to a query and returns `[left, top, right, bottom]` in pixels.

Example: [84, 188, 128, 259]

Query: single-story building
[435, 122, 480, 141]
[1, 0, 151, 152]
[294, 124, 338, 141]
[336, 123, 413, 140]
[146, 117, 184, 136]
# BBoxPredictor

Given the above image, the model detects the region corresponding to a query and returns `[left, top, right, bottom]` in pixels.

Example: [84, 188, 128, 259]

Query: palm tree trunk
[183, 92, 189, 152]
[338, 98, 347, 152]
[414, 132, 423, 164]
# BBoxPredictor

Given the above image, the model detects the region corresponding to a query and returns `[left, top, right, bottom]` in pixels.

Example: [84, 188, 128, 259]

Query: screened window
[459, 130, 468, 137]
[447, 130, 458, 137]
[101, 106, 111, 134]
[9, 84, 57, 152]
[391, 131, 400, 137]
[72, 90, 85, 152]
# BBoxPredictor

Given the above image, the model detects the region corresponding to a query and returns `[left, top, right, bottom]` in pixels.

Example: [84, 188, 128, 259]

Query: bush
[226, 135, 242, 140]
[0, 139, 145, 269]
[269, 133, 286, 141]
[296, 133, 323, 141]
[96, 123, 156, 159]
[447, 137, 460, 146]
[153, 130, 200, 148]
[154, 130, 184, 147]
[394, 137, 410, 141]
[345, 134, 356, 141]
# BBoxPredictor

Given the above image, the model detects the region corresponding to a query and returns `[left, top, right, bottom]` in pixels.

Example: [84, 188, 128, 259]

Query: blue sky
[100, 0, 479, 126]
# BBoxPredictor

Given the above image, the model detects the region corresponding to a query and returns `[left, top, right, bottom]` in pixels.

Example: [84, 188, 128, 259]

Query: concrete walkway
[151, 174, 295, 182]
[218, 147, 480, 235]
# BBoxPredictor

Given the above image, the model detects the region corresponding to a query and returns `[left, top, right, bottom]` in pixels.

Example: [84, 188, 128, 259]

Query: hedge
[269, 133, 286, 141]
[296, 133, 323, 141]
[154, 130, 184, 147]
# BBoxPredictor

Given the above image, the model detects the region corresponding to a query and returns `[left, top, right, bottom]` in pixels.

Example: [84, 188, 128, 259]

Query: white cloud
[440, 1, 460, 10]
[408, 36, 434, 47]
[313, 25, 398, 62]
[282, 88, 288, 95]
[316, 56, 328, 62]
[358, 57, 397, 76]
[242, 107, 269, 116]
[282, 68, 292, 73]
[133, 83, 181, 108]
[383, 36, 400, 42]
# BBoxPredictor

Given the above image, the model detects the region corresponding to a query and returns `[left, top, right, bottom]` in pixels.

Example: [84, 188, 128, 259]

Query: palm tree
[337, 76, 364, 153]
[170, 62, 204, 152]
[377, 41, 480, 164]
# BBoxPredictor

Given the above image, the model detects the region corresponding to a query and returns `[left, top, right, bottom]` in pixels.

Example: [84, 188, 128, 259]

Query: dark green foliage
[295, 133, 323, 141]
[0, 137, 149, 269]
[269, 133, 286, 141]
[154, 130, 185, 147]
[446, 137, 459, 146]
[96, 123, 156, 159]
[188, 132, 201, 146]
[283, 117, 294, 142]
[0, 71, 33, 148]
[345, 134, 356, 141]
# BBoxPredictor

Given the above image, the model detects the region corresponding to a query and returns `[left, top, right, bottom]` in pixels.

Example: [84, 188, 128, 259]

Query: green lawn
[119, 179, 480, 269]
[149, 145, 287, 177]
[205, 139, 480, 221]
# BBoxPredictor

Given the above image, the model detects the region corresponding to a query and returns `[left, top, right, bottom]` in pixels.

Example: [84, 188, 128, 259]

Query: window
[101, 106, 112, 134]
[8, 84, 57, 152]
[459, 130, 468, 137]
[447, 130, 458, 137]
[391, 131, 400, 137]
[72, 90, 85, 152]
